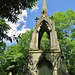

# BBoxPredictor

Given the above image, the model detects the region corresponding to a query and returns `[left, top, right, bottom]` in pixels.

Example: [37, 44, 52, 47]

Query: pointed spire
[40, 0, 49, 22]
[42, 0, 47, 11]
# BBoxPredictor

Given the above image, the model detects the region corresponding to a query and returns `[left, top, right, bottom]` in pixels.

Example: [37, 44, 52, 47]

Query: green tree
[68, 39, 75, 75]
[70, 29, 75, 40]
[0, 0, 39, 56]
[52, 9, 75, 75]
[0, 0, 38, 22]
[0, 0, 39, 73]
[0, 19, 12, 75]
[40, 32, 50, 50]
[4, 30, 33, 75]
[1, 9, 75, 75]
[0, 19, 11, 57]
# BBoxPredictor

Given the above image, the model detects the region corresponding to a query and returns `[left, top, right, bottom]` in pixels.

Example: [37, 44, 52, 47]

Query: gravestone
[28, 0, 70, 75]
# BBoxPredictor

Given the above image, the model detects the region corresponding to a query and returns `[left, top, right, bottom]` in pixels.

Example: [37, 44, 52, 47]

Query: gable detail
[27, 0, 70, 75]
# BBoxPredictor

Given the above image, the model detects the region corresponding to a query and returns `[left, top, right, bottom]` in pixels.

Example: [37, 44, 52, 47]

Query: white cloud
[17, 28, 30, 36]
[22, 25, 26, 29]
[3, 39, 12, 44]
[4, 10, 30, 44]
[31, 6, 39, 12]
[18, 10, 28, 23]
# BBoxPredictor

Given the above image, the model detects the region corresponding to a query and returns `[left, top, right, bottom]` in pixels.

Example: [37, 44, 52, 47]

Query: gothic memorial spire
[28, 0, 69, 75]
[40, 0, 49, 22]
[42, 0, 47, 11]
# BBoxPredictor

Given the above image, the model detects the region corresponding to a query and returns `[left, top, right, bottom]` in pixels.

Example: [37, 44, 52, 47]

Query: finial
[35, 17, 39, 22]
[50, 15, 54, 20]
[42, 0, 47, 11]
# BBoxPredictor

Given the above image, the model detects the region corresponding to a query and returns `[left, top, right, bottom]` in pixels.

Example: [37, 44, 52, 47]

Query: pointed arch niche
[38, 20, 51, 50]
[37, 56, 53, 75]
[40, 32, 50, 50]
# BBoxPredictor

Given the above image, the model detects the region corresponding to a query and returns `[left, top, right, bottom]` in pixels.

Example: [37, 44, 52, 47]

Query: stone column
[30, 30, 39, 50]
[53, 68, 58, 75]
[36, 30, 39, 50]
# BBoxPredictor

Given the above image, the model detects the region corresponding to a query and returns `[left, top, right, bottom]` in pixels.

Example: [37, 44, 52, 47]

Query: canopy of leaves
[0, 19, 11, 40]
[52, 9, 75, 75]
[0, 19, 11, 53]
[3, 30, 33, 74]
[0, 19, 10, 59]
[0, 9, 75, 75]
[40, 32, 50, 50]
[0, 0, 38, 22]
[0, 19, 11, 74]
[53, 9, 75, 39]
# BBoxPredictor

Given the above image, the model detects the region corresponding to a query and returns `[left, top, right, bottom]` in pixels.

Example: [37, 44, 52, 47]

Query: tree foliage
[0, 0, 38, 61]
[0, 0, 38, 22]
[0, 19, 11, 75]
[0, 0, 38, 74]
[53, 9, 75, 75]
[0, 9, 75, 75]
[0, 19, 11, 53]
[40, 32, 50, 50]
[3, 30, 33, 74]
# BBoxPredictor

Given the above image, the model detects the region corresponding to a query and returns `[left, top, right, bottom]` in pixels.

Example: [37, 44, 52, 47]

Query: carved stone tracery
[28, 0, 69, 75]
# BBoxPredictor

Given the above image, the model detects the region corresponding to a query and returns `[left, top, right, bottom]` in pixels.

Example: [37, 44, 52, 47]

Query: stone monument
[28, 0, 70, 75]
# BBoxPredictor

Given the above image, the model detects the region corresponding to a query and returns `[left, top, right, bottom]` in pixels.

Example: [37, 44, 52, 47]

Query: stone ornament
[28, 0, 70, 75]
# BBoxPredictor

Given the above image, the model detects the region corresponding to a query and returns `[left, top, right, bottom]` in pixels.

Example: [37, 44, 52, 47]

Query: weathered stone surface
[28, 0, 69, 75]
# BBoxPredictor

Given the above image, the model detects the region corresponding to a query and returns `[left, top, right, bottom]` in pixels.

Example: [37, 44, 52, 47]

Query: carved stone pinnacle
[35, 17, 39, 22]
[50, 15, 54, 20]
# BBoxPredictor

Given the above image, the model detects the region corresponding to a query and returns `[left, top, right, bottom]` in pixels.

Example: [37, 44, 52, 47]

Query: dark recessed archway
[38, 20, 51, 50]
[37, 56, 53, 75]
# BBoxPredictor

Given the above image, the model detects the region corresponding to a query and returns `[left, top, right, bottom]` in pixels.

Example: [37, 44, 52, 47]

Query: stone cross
[50, 15, 54, 20]
[35, 17, 39, 22]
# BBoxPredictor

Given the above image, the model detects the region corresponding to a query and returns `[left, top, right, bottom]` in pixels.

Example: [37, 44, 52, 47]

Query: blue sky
[26, 0, 75, 29]
[4, 0, 75, 46]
